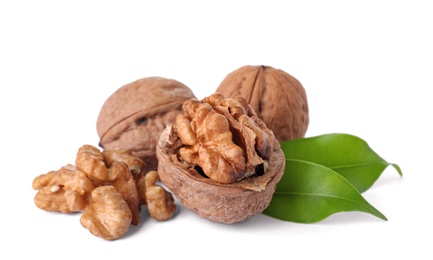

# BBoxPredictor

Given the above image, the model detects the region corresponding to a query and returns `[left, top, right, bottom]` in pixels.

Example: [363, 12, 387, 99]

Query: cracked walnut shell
[156, 93, 285, 224]
[97, 77, 196, 171]
[215, 65, 309, 143]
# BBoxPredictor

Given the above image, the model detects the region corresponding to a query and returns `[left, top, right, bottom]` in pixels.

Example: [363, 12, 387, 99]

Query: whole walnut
[97, 77, 196, 170]
[215, 65, 309, 142]
[156, 93, 285, 224]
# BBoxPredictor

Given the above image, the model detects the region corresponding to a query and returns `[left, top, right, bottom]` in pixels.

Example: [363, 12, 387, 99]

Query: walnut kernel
[32, 144, 176, 240]
[136, 170, 176, 221]
[80, 186, 132, 241]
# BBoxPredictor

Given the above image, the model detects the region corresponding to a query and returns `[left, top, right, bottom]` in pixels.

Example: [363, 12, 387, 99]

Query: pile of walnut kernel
[32, 145, 176, 240]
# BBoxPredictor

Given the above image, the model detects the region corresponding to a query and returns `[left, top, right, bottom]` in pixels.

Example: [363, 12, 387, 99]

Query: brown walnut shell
[97, 77, 196, 170]
[215, 65, 309, 143]
[156, 124, 285, 224]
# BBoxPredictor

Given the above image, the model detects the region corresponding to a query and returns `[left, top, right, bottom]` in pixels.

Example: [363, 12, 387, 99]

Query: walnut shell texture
[97, 77, 196, 170]
[156, 124, 285, 224]
[215, 65, 309, 143]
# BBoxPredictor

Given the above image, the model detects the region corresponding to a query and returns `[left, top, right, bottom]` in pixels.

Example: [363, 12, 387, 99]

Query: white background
[1, 1, 432, 259]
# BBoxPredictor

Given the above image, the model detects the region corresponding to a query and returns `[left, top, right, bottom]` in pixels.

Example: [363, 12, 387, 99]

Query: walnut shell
[215, 65, 309, 143]
[156, 124, 285, 224]
[97, 77, 196, 170]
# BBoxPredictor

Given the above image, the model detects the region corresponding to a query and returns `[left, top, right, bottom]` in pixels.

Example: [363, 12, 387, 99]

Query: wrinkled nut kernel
[136, 170, 176, 221]
[102, 148, 144, 177]
[96, 77, 196, 171]
[156, 93, 285, 224]
[33, 145, 141, 225]
[33, 145, 177, 240]
[104, 161, 141, 226]
[215, 65, 309, 143]
[75, 145, 141, 225]
[75, 145, 111, 182]
[80, 186, 132, 241]
[175, 93, 275, 184]
[32, 164, 95, 213]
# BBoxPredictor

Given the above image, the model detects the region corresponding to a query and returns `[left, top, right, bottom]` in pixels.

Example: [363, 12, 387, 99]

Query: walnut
[96, 77, 196, 171]
[215, 65, 309, 143]
[102, 148, 145, 177]
[156, 93, 285, 224]
[103, 161, 141, 226]
[33, 145, 141, 225]
[75, 144, 110, 182]
[32, 164, 95, 213]
[136, 170, 176, 221]
[74, 145, 141, 225]
[80, 186, 132, 241]
[32, 144, 177, 240]
[175, 93, 275, 184]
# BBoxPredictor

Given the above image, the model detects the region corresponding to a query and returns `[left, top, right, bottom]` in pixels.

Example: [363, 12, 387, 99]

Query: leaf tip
[373, 209, 388, 221]
[390, 163, 403, 177]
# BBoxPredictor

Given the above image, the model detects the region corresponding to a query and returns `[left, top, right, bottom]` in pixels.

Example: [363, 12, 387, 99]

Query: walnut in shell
[156, 93, 285, 224]
[97, 77, 196, 170]
[215, 65, 309, 143]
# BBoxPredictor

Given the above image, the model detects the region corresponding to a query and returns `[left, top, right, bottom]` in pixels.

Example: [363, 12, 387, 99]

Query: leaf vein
[330, 162, 388, 169]
[274, 191, 372, 210]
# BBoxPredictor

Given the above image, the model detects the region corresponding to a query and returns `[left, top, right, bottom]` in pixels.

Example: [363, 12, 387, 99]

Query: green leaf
[280, 133, 402, 193]
[263, 159, 388, 223]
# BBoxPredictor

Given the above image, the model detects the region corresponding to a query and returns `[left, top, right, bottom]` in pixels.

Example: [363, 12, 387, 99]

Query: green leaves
[280, 133, 402, 193]
[263, 133, 402, 223]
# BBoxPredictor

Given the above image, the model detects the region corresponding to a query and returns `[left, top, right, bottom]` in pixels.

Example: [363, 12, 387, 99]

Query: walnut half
[156, 93, 285, 224]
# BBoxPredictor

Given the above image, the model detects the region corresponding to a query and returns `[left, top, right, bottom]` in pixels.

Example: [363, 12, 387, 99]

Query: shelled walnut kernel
[32, 145, 176, 241]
